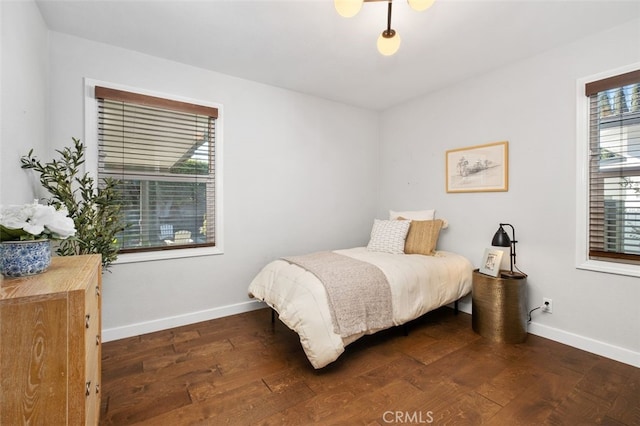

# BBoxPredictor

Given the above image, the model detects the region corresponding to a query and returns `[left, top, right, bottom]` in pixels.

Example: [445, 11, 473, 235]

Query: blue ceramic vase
[0, 240, 52, 277]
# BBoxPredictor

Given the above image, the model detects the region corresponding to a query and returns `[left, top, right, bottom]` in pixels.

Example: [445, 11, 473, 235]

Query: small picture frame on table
[479, 248, 503, 277]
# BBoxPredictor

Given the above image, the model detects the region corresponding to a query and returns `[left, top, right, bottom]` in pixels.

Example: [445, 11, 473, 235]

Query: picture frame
[446, 141, 508, 193]
[479, 248, 503, 277]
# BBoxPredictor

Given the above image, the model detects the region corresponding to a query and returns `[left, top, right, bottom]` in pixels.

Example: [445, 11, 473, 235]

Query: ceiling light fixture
[335, 0, 436, 56]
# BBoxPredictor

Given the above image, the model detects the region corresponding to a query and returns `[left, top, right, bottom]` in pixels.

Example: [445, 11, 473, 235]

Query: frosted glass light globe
[335, 0, 363, 18]
[408, 0, 436, 12]
[377, 30, 401, 56]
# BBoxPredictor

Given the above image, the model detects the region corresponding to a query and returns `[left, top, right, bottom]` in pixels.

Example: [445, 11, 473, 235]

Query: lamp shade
[408, 0, 436, 12]
[334, 0, 363, 18]
[377, 30, 401, 56]
[491, 226, 511, 247]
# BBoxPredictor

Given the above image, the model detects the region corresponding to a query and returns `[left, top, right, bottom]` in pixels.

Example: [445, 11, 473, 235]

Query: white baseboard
[103, 300, 639, 368]
[454, 300, 472, 314]
[454, 302, 638, 367]
[101, 300, 266, 343]
[526, 322, 639, 368]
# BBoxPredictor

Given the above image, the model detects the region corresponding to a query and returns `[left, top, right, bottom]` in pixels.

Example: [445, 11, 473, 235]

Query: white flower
[0, 203, 33, 229]
[0, 201, 76, 241]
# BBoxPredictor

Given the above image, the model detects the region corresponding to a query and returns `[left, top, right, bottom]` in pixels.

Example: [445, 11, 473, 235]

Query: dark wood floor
[99, 307, 639, 425]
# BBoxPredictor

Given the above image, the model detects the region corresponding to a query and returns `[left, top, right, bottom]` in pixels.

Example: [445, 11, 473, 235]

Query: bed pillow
[400, 218, 444, 256]
[366, 219, 411, 254]
[389, 209, 435, 221]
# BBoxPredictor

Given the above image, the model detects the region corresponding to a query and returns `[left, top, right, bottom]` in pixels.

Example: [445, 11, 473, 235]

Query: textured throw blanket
[281, 251, 393, 338]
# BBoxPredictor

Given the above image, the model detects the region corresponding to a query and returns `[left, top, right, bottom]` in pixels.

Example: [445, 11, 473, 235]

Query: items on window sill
[164, 230, 193, 245]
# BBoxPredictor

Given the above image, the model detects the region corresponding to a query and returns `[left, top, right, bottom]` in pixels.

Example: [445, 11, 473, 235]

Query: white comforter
[248, 247, 473, 368]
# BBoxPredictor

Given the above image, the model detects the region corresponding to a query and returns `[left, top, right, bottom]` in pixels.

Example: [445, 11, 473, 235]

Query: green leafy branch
[20, 137, 126, 270]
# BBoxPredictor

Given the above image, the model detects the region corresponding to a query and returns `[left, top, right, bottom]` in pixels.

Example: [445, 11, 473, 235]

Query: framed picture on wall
[479, 248, 503, 277]
[446, 141, 509, 193]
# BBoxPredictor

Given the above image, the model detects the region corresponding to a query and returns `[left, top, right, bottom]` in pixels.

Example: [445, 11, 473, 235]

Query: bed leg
[403, 324, 409, 336]
[271, 308, 275, 324]
[454, 300, 459, 315]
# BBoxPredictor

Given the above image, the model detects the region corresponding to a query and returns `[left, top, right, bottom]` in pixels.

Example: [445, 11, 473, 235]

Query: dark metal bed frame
[270, 299, 460, 336]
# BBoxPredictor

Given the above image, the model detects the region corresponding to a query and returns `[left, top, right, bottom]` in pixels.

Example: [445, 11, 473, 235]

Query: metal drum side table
[472, 269, 527, 343]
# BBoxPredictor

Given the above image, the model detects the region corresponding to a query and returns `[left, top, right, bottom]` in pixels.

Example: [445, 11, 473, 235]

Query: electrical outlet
[543, 298, 553, 313]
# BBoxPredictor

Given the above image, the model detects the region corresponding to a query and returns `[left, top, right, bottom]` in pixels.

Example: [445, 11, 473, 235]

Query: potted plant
[0, 201, 76, 277]
[20, 138, 126, 271]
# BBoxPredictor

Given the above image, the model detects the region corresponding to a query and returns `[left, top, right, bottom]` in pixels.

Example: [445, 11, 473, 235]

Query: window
[585, 69, 640, 266]
[95, 86, 218, 255]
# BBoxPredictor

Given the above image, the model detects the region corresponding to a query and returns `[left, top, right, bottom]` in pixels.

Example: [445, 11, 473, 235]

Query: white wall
[379, 18, 640, 366]
[4, 0, 638, 367]
[44, 33, 380, 339]
[2, 1, 380, 341]
[1, 1, 49, 204]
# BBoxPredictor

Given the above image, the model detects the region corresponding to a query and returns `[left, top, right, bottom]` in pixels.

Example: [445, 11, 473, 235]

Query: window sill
[576, 259, 640, 278]
[113, 246, 223, 264]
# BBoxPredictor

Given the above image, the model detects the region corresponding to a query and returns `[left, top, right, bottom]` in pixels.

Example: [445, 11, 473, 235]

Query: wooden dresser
[0, 254, 102, 425]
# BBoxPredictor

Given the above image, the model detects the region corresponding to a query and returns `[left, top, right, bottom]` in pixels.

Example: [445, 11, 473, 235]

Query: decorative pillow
[366, 219, 411, 254]
[389, 209, 435, 221]
[400, 218, 444, 256]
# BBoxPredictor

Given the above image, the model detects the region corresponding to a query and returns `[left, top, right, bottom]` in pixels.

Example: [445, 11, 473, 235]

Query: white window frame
[575, 62, 640, 278]
[84, 78, 224, 264]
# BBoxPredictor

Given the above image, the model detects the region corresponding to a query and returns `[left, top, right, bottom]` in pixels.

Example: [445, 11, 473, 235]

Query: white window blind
[95, 86, 217, 253]
[586, 70, 640, 263]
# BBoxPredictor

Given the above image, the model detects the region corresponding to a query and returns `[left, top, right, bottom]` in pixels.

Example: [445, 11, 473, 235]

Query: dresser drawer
[84, 279, 101, 357]
[84, 273, 102, 425]
[1, 255, 102, 426]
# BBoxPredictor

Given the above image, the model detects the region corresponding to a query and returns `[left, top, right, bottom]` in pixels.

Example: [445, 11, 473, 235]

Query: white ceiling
[35, 0, 640, 110]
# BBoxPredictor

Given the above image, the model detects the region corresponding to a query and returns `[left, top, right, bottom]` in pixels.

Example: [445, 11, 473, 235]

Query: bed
[248, 211, 473, 369]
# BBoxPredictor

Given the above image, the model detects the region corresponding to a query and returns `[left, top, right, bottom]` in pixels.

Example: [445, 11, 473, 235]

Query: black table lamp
[491, 223, 526, 278]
